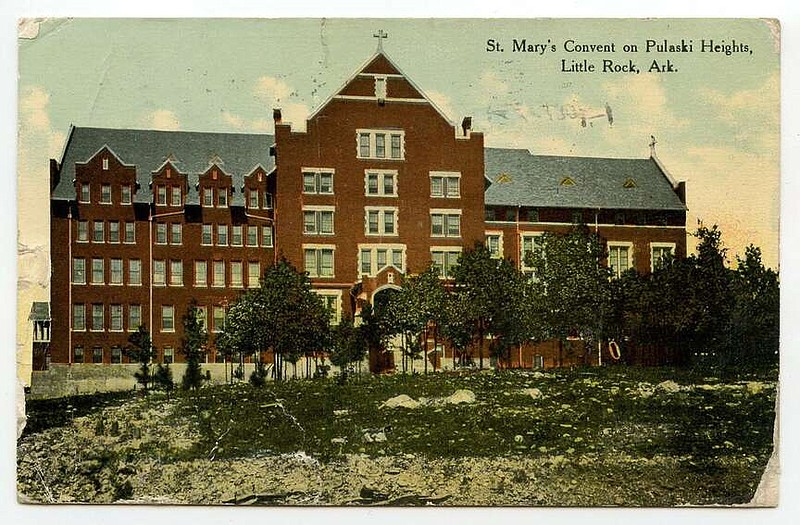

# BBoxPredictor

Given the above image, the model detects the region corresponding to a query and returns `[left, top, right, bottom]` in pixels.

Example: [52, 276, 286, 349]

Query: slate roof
[484, 148, 686, 211]
[52, 127, 275, 204]
[28, 302, 50, 321]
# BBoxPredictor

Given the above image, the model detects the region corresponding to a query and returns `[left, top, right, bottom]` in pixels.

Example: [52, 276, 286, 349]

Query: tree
[125, 325, 157, 393]
[329, 315, 367, 383]
[181, 301, 209, 390]
[153, 363, 175, 394]
[526, 225, 612, 366]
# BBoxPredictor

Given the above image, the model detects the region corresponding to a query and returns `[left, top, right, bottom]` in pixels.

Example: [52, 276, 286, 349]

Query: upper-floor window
[217, 188, 228, 207]
[72, 257, 86, 284]
[231, 225, 243, 246]
[155, 223, 167, 245]
[171, 223, 182, 245]
[108, 221, 120, 243]
[365, 170, 397, 197]
[171, 186, 182, 206]
[430, 210, 461, 238]
[91, 258, 104, 284]
[79, 183, 90, 203]
[302, 169, 334, 195]
[430, 172, 461, 198]
[202, 188, 213, 207]
[608, 243, 632, 279]
[315, 290, 342, 325]
[161, 305, 175, 332]
[121, 185, 132, 204]
[129, 259, 142, 285]
[365, 207, 398, 236]
[263, 192, 273, 209]
[156, 186, 167, 206]
[153, 260, 166, 286]
[262, 226, 274, 248]
[520, 233, 542, 276]
[217, 224, 228, 246]
[486, 232, 503, 259]
[124, 222, 136, 243]
[304, 246, 335, 278]
[357, 130, 405, 160]
[247, 225, 258, 247]
[248, 189, 259, 209]
[248, 261, 261, 288]
[100, 184, 112, 204]
[201, 224, 213, 246]
[102, 158, 109, 170]
[303, 207, 335, 235]
[431, 248, 461, 279]
[93, 221, 104, 243]
[359, 245, 405, 277]
[650, 243, 675, 272]
[77, 221, 88, 242]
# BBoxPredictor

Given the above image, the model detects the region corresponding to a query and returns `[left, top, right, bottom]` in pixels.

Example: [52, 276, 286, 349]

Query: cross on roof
[373, 29, 388, 52]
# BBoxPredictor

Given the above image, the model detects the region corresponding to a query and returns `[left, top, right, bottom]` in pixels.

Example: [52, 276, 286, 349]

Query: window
[303, 207, 335, 235]
[110, 258, 123, 285]
[129, 304, 141, 331]
[375, 75, 387, 100]
[79, 183, 90, 203]
[121, 185, 132, 204]
[170, 260, 183, 286]
[572, 211, 583, 224]
[111, 347, 122, 364]
[74, 346, 85, 363]
[171, 223, 182, 245]
[650, 243, 675, 272]
[102, 158, 109, 170]
[217, 224, 228, 246]
[357, 129, 404, 160]
[430, 210, 461, 238]
[247, 226, 258, 247]
[365, 207, 398, 236]
[72, 304, 85, 331]
[202, 224, 212, 245]
[161, 305, 175, 332]
[359, 245, 405, 277]
[212, 306, 226, 333]
[248, 261, 261, 288]
[110, 304, 123, 331]
[153, 260, 166, 286]
[231, 225, 243, 246]
[202, 188, 213, 207]
[248, 189, 259, 209]
[608, 243, 632, 279]
[262, 226, 273, 247]
[124, 222, 136, 243]
[195, 260, 207, 287]
[171, 186, 182, 206]
[315, 290, 342, 325]
[72, 258, 86, 284]
[217, 188, 228, 207]
[156, 185, 167, 206]
[100, 184, 111, 204]
[263, 192, 273, 209]
[365, 170, 397, 196]
[77, 221, 88, 242]
[520, 234, 542, 275]
[231, 261, 243, 287]
[155, 223, 167, 244]
[302, 169, 335, 195]
[304, 246, 335, 277]
[213, 261, 225, 287]
[93, 347, 103, 364]
[108, 221, 120, 243]
[196, 306, 207, 331]
[533, 355, 544, 369]
[129, 259, 141, 285]
[92, 304, 104, 331]
[430, 172, 461, 198]
[163, 347, 174, 364]
[91, 258, 104, 284]
[93, 221, 104, 243]
[486, 232, 503, 258]
[431, 248, 462, 279]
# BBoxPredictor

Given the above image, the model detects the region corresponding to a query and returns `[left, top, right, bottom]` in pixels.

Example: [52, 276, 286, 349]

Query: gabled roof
[52, 127, 274, 203]
[28, 302, 50, 321]
[484, 148, 686, 211]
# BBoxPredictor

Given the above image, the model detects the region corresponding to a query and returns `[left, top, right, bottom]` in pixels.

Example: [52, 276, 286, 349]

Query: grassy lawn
[19, 365, 777, 505]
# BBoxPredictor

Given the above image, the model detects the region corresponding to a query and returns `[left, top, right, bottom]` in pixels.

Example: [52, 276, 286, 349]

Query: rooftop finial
[649, 135, 659, 157]
[373, 29, 388, 52]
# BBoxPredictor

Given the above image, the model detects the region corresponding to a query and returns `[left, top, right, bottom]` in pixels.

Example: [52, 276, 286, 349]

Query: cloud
[252, 76, 309, 132]
[427, 90, 458, 123]
[220, 110, 271, 132]
[143, 109, 181, 131]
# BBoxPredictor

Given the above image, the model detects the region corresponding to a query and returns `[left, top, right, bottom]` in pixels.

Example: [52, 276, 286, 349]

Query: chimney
[461, 116, 472, 137]
[273, 108, 282, 124]
[649, 135, 657, 157]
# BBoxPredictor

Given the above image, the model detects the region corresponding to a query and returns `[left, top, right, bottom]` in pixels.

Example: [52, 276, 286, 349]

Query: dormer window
[121, 185, 132, 204]
[263, 192, 273, 210]
[560, 176, 576, 187]
[202, 188, 213, 207]
[248, 189, 258, 209]
[357, 129, 404, 160]
[623, 177, 637, 188]
[217, 188, 228, 207]
[171, 186, 182, 206]
[79, 183, 90, 203]
[156, 186, 167, 206]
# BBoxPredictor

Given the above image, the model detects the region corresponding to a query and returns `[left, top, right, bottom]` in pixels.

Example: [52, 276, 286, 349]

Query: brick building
[44, 46, 686, 377]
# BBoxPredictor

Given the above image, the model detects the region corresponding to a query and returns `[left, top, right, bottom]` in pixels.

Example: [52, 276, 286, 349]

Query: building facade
[44, 48, 687, 375]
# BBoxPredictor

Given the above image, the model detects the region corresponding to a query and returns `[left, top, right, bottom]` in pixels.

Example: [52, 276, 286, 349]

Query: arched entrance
[369, 285, 401, 374]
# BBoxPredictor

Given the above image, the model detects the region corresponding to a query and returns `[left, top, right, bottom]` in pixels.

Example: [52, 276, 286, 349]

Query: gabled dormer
[74, 145, 137, 206]
[150, 157, 187, 208]
[242, 166, 274, 211]
[198, 161, 233, 209]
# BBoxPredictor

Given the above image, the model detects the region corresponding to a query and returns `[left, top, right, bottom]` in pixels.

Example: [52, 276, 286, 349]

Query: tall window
[608, 244, 632, 278]
[79, 183, 90, 203]
[195, 306, 207, 331]
[486, 233, 503, 258]
[212, 306, 226, 333]
[72, 304, 85, 331]
[121, 185, 132, 204]
[100, 184, 112, 204]
[304, 247, 334, 277]
[357, 130, 404, 160]
[155, 223, 167, 244]
[302, 169, 334, 195]
[171, 186, 182, 206]
[129, 304, 141, 331]
[111, 347, 123, 364]
[171, 223, 182, 245]
[430, 173, 461, 198]
[91, 304, 104, 331]
[77, 221, 88, 242]
[93, 221, 104, 243]
[262, 226, 273, 247]
[365, 170, 397, 196]
[431, 249, 461, 279]
[430, 211, 461, 238]
[74, 346, 85, 363]
[248, 189, 259, 209]
[365, 207, 398, 236]
[213, 261, 225, 287]
[231, 225, 243, 246]
[91, 258, 104, 284]
[110, 304, 123, 331]
[520, 234, 541, 275]
[195, 260, 207, 287]
[217, 188, 228, 207]
[129, 259, 141, 285]
[359, 245, 405, 277]
[161, 305, 175, 332]
[110, 258, 123, 285]
[202, 224, 212, 245]
[124, 222, 136, 243]
[263, 192, 273, 209]
[202, 188, 213, 207]
[72, 258, 86, 284]
[315, 291, 342, 325]
[108, 221, 120, 243]
[231, 261, 243, 287]
[93, 347, 104, 364]
[170, 260, 183, 286]
[156, 186, 167, 206]
[247, 225, 258, 247]
[248, 261, 261, 288]
[153, 260, 166, 286]
[303, 207, 335, 235]
[217, 225, 228, 246]
[163, 347, 174, 364]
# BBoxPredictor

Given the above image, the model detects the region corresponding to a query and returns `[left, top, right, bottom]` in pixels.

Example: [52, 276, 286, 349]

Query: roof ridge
[74, 126, 274, 137]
